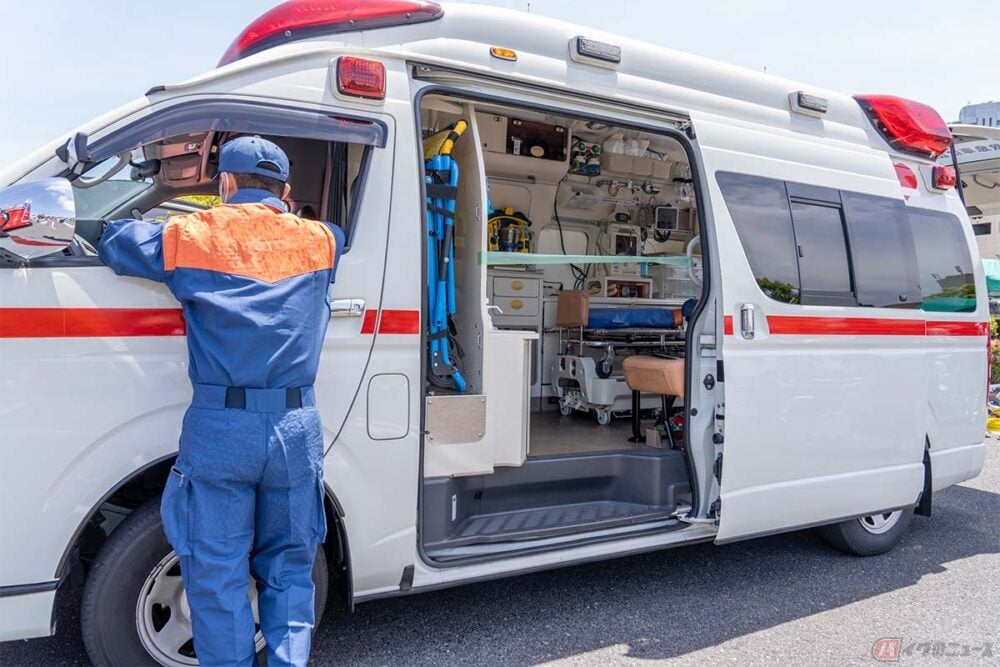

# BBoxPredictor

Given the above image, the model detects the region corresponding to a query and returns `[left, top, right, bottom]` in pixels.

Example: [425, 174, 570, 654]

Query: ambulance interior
[418, 95, 703, 559]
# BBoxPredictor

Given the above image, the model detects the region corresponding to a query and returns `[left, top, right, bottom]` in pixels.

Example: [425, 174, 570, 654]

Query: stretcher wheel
[596, 409, 613, 426]
[596, 358, 613, 379]
[559, 402, 574, 417]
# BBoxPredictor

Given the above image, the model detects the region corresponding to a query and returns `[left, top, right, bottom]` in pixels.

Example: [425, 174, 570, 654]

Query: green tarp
[984, 258, 1000, 296]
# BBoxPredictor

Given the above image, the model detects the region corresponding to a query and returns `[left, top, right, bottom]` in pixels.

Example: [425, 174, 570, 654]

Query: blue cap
[218, 135, 289, 181]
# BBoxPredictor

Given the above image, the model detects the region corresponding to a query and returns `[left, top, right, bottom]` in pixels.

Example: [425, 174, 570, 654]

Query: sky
[1, 0, 997, 161]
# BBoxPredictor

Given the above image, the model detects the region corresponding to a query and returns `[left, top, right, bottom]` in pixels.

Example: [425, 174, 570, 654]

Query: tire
[818, 508, 914, 557]
[596, 358, 613, 379]
[559, 402, 574, 417]
[82, 497, 329, 666]
[596, 409, 613, 426]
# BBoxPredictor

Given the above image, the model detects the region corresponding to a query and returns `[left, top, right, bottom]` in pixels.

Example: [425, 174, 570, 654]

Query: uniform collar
[225, 188, 288, 212]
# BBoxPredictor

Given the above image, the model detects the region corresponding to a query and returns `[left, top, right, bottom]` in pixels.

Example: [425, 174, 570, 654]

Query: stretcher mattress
[587, 307, 680, 329]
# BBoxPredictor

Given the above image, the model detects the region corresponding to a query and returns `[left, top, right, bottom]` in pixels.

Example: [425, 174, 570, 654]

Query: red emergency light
[0, 202, 31, 233]
[893, 163, 918, 190]
[337, 56, 386, 99]
[854, 94, 952, 160]
[931, 165, 957, 190]
[219, 0, 444, 67]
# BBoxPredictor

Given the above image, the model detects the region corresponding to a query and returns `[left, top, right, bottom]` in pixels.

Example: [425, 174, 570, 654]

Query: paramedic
[98, 136, 344, 667]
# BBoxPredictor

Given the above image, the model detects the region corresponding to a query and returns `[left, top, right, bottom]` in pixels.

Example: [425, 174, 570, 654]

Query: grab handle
[686, 235, 702, 287]
[330, 298, 366, 318]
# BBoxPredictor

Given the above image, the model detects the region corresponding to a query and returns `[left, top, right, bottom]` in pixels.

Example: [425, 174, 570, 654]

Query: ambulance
[0, 2, 993, 664]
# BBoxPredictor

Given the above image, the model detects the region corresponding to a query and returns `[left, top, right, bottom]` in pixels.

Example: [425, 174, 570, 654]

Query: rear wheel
[82, 497, 328, 666]
[818, 508, 914, 556]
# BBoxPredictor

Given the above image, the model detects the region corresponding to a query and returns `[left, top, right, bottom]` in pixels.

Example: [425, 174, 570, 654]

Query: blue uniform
[99, 188, 344, 667]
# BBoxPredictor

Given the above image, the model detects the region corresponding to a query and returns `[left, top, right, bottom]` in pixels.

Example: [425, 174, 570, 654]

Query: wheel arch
[58, 457, 354, 610]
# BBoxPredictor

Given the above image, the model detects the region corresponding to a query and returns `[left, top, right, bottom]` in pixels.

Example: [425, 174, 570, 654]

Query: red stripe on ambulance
[0, 308, 186, 338]
[361, 309, 421, 335]
[721, 314, 989, 337]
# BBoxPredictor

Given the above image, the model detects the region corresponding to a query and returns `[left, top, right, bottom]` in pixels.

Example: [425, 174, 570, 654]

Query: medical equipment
[608, 223, 642, 276]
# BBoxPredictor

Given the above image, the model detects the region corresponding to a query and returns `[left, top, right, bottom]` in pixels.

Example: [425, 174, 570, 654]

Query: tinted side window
[908, 209, 977, 312]
[716, 172, 800, 303]
[789, 200, 855, 305]
[841, 192, 921, 309]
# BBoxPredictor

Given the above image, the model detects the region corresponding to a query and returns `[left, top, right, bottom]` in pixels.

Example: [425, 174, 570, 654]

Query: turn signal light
[337, 56, 386, 100]
[490, 46, 518, 62]
[855, 94, 952, 159]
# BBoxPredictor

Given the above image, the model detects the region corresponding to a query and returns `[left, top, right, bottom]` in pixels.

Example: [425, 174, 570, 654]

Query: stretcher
[551, 291, 689, 425]
[424, 121, 469, 392]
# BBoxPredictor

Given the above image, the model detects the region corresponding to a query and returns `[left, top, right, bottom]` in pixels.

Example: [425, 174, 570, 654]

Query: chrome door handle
[330, 298, 365, 318]
[740, 303, 756, 340]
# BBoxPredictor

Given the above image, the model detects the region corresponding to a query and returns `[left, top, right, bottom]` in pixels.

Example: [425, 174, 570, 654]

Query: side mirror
[0, 178, 76, 261]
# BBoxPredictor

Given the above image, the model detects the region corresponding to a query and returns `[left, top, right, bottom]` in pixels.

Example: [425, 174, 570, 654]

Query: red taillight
[855, 94, 952, 159]
[337, 56, 386, 99]
[893, 163, 918, 189]
[218, 0, 443, 66]
[931, 165, 957, 190]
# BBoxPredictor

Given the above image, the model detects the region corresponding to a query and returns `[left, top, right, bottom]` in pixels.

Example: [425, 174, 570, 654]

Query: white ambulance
[0, 2, 992, 664]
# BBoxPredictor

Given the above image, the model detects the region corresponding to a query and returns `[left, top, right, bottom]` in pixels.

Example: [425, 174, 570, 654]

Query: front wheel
[82, 497, 328, 666]
[818, 508, 914, 556]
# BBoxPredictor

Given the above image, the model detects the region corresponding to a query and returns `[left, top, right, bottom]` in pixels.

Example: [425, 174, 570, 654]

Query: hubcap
[136, 552, 265, 666]
[858, 510, 902, 535]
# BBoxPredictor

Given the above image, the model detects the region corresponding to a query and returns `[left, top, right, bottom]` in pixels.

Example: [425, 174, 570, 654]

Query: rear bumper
[930, 442, 985, 491]
[0, 582, 59, 641]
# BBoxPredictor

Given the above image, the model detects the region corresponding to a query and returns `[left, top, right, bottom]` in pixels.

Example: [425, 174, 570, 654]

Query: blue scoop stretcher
[424, 122, 469, 392]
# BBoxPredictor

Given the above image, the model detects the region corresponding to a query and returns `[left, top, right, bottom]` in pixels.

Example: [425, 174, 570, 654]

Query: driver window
[7, 101, 385, 268]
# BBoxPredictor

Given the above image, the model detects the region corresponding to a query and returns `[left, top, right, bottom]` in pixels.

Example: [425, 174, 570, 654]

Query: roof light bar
[855, 94, 952, 160]
[219, 0, 444, 67]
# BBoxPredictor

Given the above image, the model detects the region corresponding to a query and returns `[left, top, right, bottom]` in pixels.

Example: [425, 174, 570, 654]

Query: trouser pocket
[160, 464, 192, 556]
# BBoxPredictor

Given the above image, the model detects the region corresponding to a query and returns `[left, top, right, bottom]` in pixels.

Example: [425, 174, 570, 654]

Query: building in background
[958, 101, 1000, 128]
[955, 102, 1000, 261]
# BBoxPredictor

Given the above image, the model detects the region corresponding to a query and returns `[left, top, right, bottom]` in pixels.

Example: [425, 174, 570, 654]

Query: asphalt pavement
[3, 443, 997, 666]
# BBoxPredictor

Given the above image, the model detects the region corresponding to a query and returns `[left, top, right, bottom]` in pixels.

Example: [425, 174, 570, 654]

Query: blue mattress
[587, 307, 678, 329]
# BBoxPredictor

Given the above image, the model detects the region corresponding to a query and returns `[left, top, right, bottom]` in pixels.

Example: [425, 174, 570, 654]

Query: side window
[716, 172, 801, 303]
[842, 192, 921, 309]
[718, 172, 922, 309]
[788, 199, 855, 306]
[908, 208, 977, 312]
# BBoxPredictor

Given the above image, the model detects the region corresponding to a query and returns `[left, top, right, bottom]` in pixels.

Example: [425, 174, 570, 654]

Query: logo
[873, 638, 902, 662]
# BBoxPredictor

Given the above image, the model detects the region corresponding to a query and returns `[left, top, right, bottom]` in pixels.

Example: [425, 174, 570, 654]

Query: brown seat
[556, 290, 589, 354]
[556, 290, 589, 328]
[622, 356, 685, 398]
[622, 355, 685, 446]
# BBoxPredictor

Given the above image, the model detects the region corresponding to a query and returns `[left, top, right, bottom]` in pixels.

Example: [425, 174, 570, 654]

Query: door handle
[330, 298, 365, 318]
[740, 303, 756, 340]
